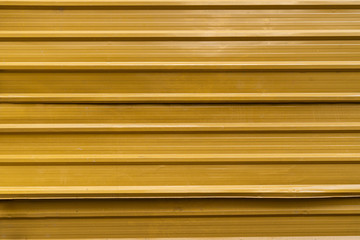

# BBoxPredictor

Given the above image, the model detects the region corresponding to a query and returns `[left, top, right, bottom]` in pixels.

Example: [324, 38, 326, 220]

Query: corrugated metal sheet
[1, 198, 360, 238]
[1, 0, 360, 238]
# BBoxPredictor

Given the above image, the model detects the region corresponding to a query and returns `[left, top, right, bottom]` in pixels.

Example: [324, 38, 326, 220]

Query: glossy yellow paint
[1, 0, 360, 238]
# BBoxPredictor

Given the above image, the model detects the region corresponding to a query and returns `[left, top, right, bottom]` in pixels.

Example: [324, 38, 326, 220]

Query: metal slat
[1, 0, 360, 7]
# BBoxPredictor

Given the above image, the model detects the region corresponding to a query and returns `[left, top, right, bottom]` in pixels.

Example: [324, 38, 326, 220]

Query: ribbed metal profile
[1, 0, 360, 238]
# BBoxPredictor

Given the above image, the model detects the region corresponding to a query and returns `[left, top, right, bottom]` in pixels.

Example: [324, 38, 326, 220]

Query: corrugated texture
[1, 0, 360, 238]
[1, 4, 360, 103]
[1, 199, 360, 238]
[0, 103, 360, 198]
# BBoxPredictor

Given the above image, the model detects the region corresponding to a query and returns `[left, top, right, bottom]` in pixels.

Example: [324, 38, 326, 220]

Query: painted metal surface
[1, 103, 360, 198]
[1, 199, 360, 238]
[1, 0, 360, 238]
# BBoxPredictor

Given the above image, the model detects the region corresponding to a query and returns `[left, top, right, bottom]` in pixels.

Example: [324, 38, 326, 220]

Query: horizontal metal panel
[2, 7, 360, 40]
[2, 9, 360, 31]
[1, 104, 359, 198]
[1, 199, 360, 238]
[2, 71, 360, 103]
[1, 4, 360, 103]
[2, 103, 359, 123]
[2, 215, 359, 238]
[1, 103, 359, 131]
[4, 41, 360, 61]
[2, 198, 360, 217]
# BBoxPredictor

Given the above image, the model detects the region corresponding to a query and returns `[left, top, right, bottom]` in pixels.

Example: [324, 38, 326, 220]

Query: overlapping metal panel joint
[1, 0, 360, 238]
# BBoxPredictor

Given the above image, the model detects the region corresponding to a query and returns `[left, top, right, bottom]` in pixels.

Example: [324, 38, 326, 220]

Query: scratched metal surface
[1, 0, 360, 238]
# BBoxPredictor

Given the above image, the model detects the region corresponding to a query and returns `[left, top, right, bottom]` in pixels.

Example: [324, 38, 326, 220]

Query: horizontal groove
[1, 184, 360, 199]
[2, 93, 360, 103]
[107, 238, 360, 240]
[1, 153, 360, 164]
[0, 0, 359, 7]
[1, 30, 360, 39]
[0, 237, 357, 240]
[1, 61, 360, 70]
[1, 123, 360, 132]
[2, 198, 360, 218]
